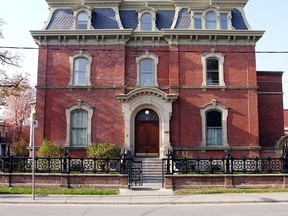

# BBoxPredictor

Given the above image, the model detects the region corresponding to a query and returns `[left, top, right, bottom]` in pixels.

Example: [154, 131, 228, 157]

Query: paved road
[0, 203, 288, 216]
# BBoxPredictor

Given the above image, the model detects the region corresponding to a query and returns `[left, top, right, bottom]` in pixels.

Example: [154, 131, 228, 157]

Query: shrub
[87, 143, 120, 158]
[38, 139, 61, 157]
[11, 137, 29, 156]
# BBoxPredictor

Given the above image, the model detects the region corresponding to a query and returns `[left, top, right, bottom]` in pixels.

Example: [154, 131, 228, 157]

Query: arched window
[205, 11, 216, 29]
[136, 52, 159, 87]
[76, 11, 88, 29]
[200, 100, 229, 148]
[140, 59, 154, 86]
[141, 13, 152, 31]
[69, 51, 92, 87]
[201, 52, 225, 87]
[73, 58, 88, 85]
[206, 110, 222, 146]
[66, 101, 94, 148]
[206, 58, 219, 85]
[70, 109, 88, 146]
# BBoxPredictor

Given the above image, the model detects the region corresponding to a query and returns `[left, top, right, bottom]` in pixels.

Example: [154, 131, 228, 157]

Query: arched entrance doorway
[135, 109, 159, 157]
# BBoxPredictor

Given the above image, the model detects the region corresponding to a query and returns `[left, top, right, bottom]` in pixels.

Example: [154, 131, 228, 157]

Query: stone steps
[137, 158, 163, 185]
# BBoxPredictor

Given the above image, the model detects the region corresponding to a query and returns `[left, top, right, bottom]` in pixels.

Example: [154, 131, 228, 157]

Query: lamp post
[32, 120, 38, 200]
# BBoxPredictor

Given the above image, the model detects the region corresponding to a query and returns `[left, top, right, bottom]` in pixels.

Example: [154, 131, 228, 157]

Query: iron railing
[0, 156, 130, 174]
[162, 157, 288, 175]
[127, 158, 143, 188]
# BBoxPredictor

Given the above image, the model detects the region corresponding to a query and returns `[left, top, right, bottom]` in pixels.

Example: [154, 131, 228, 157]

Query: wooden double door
[135, 109, 159, 157]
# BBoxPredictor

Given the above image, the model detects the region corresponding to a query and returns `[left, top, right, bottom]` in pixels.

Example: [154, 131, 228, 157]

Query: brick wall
[35, 43, 283, 157]
[165, 174, 288, 189]
[0, 173, 128, 189]
[257, 72, 284, 147]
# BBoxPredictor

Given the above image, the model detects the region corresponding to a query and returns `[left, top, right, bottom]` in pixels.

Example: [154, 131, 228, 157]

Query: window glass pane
[206, 58, 219, 85]
[77, 12, 88, 29]
[207, 111, 222, 127]
[220, 13, 228, 29]
[206, 11, 216, 29]
[141, 13, 152, 31]
[140, 59, 154, 86]
[194, 13, 202, 29]
[71, 110, 88, 146]
[206, 111, 222, 146]
[74, 58, 88, 85]
[136, 109, 158, 121]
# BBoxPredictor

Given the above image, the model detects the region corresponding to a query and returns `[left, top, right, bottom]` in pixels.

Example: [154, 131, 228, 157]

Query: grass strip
[175, 188, 288, 195]
[0, 187, 119, 195]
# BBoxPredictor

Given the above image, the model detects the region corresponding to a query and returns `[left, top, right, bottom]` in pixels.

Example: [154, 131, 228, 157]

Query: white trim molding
[69, 50, 92, 87]
[136, 51, 159, 87]
[201, 50, 225, 87]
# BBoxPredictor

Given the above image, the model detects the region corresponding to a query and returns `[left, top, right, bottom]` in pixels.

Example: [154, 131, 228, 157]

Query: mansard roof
[46, 7, 248, 30]
[32, 0, 263, 46]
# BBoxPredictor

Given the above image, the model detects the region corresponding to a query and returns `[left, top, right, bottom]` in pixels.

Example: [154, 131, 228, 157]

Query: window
[136, 8, 157, 31]
[76, 11, 88, 29]
[201, 52, 225, 87]
[136, 51, 159, 87]
[206, 111, 222, 146]
[205, 11, 216, 29]
[140, 59, 154, 86]
[200, 100, 229, 148]
[220, 13, 228, 29]
[73, 58, 88, 85]
[206, 58, 219, 85]
[141, 13, 152, 31]
[194, 13, 202, 29]
[69, 51, 92, 87]
[71, 110, 88, 146]
[66, 101, 94, 148]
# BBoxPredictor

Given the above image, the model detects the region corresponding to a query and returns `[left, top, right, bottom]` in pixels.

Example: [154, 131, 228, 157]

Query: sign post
[32, 120, 38, 200]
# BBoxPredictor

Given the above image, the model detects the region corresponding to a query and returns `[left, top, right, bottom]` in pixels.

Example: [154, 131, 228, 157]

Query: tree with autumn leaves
[0, 18, 33, 156]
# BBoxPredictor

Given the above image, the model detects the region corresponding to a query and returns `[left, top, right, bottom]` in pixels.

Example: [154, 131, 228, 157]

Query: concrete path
[1, 189, 288, 205]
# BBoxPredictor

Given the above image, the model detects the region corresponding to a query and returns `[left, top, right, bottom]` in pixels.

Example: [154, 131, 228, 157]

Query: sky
[0, 0, 287, 108]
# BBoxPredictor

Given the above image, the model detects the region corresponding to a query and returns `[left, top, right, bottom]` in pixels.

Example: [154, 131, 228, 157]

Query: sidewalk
[0, 188, 288, 205]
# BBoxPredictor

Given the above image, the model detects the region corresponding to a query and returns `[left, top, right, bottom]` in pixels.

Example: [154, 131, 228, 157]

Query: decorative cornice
[171, 0, 248, 8]
[161, 29, 264, 46]
[30, 29, 133, 46]
[31, 29, 264, 46]
[116, 87, 179, 102]
[45, 0, 122, 7]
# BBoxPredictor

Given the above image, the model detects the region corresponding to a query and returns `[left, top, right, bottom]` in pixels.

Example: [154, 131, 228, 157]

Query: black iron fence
[0, 156, 131, 174]
[162, 157, 288, 175]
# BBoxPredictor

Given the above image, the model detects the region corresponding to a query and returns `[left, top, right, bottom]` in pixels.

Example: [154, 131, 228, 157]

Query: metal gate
[127, 159, 143, 188]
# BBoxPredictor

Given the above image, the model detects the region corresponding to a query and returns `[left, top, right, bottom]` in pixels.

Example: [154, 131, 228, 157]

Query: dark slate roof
[92, 8, 119, 29]
[45, 7, 249, 31]
[119, 10, 138, 30]
[46, 9, 74, 30]
[231, 9, 248, 30]
[175, 8, 191, 29]
[156, 10, 175, 29]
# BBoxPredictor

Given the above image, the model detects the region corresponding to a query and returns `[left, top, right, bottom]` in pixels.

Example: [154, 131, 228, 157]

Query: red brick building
[31, 0, 286, 158]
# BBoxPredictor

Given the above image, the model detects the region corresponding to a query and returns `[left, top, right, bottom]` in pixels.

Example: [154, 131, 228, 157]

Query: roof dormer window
[136, 7, 158, 31]
[76, 11, 88, 29]
[192, 8, 231, 30]
[220, 13, 228, 29]
[141, 13, 152, 31]
[73, 5, 92, 30]
[205, 11, 217, 29]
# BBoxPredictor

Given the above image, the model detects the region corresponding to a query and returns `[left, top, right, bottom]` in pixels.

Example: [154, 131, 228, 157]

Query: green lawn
[0, 187, 119, 195]
[175, 187, 288, 195]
